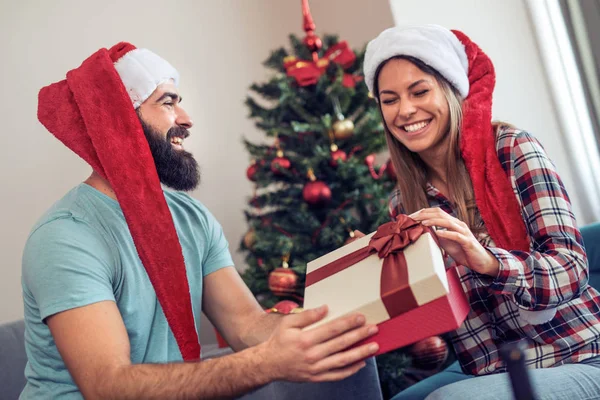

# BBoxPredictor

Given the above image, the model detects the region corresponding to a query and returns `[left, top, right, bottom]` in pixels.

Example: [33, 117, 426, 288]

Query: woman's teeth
[403, 120, 430, 132]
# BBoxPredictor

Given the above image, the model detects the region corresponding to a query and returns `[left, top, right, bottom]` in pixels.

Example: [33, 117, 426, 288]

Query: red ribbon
[284, 41, 360, 88]
[306, 215, 435, 319]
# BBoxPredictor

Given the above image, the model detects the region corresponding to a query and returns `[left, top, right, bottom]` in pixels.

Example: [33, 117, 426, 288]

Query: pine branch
[323, 34, 339, 48]
[263, 47, 288, 72]
[289, 34, 313, 61]
[287, 100, 321, 124]
[250, 80, 283, 101]
[245, 96, 276, 120]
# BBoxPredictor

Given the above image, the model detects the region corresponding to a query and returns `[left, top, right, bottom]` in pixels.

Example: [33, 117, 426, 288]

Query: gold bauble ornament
[332, 119, 355, 140]
[243, 229, 256, 249]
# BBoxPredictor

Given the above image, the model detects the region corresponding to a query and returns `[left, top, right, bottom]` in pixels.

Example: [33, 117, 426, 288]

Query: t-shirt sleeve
[22, 216, 117, 321]
[198, 206, 234, 276]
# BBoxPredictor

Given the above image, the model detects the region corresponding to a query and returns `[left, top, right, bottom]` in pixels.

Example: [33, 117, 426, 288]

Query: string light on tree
[339, 216, 357, 245]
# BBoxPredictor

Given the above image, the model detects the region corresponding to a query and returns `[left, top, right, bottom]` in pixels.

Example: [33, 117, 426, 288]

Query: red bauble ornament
[268, 268, 298, 297]
[271, 157, 291, 175]
[304, 34, 323, 53]
[408, 336, 449, 370]
[303, 181, 332, 206]
[246, 163, 258, 181]
[267, 300, 300, 314]
[330, 149, 347, 167]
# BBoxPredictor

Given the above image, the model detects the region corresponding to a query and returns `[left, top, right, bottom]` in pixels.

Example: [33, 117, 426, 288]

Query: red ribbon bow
[284, 41, 360, 88]
[368, 216, 426, 258]
[306, 215, 435, 320]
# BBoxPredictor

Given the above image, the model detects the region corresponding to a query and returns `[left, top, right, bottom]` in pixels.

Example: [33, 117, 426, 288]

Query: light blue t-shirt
[20, 184, 234, 399]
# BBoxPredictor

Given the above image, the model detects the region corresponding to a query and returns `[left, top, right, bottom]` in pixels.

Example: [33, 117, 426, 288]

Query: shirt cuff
[486, 246, 522, 295]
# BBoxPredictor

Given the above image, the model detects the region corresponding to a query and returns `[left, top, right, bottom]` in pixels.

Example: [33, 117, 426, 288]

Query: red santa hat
[37, 42, 201, 361]
[363, 25, 530, 252]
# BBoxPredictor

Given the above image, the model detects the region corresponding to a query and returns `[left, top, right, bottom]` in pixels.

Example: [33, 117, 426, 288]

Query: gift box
[303, 215, 470, 355]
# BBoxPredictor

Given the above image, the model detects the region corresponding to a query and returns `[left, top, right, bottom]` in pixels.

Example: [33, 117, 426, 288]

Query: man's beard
[139, 119, 200, 191]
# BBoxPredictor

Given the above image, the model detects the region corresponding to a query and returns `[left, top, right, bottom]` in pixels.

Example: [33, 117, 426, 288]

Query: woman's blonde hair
[374, 56, 481, 231]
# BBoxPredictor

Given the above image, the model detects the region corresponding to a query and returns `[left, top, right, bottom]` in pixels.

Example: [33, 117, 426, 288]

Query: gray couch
[0, 319, 27, 400]
[2, 223, 599, 399]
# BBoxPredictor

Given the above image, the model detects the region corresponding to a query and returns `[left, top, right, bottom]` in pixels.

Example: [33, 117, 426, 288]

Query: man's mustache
[167, 126, 190, 140]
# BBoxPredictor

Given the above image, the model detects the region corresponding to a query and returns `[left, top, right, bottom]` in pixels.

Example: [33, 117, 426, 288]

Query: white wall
[3, 0, 582, 345]
[388, 0, 584, 223]
[0, 0, 394, 343]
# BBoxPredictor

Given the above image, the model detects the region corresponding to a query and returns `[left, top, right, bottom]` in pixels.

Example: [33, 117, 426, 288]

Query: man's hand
[49, 300, 375, 399]
[259, 306, 379, 383]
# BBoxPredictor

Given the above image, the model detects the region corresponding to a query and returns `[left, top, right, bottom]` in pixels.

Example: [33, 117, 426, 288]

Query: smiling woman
[362, 24, 600, 400]
[373, 55, 472, 231]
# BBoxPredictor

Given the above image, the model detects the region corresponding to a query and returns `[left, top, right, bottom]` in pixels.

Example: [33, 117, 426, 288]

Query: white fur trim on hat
[363, 24, 469, 98]
[114, 48, 180, 109]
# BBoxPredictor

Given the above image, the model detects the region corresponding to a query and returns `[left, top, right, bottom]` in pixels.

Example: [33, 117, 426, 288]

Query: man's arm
[202, 266, 285, 350]
[48, 299, 379, 400]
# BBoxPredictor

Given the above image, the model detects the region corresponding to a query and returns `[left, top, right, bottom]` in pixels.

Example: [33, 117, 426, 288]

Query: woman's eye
[164, 102, 174, 108]
[382, 98, 397, 105]
[414, 90, 429, 97]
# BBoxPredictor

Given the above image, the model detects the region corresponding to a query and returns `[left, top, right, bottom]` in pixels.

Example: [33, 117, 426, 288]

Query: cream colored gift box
[303, 230, 448, 329]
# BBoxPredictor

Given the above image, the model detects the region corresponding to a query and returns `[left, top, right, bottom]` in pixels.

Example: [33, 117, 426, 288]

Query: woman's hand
[409, 208, 500, 277]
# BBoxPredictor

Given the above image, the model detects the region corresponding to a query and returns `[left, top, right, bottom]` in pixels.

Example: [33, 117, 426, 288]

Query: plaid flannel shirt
[389, 126, 600, 375]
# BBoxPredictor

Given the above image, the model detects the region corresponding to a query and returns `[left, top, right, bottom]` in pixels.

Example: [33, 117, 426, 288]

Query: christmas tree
[240, 0, 395, 308]
[238, 1, 450, 398]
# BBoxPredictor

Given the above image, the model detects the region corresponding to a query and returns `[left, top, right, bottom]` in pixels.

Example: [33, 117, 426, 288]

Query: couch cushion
[0, 319, 27, 400]
[582, 223, 600, 290]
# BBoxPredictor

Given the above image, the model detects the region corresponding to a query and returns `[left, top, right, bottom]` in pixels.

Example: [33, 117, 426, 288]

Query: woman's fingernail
[368, 326, 379, 335]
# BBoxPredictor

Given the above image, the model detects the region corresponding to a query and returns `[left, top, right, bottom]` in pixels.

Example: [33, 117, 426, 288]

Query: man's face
[137, 82, 200, 191]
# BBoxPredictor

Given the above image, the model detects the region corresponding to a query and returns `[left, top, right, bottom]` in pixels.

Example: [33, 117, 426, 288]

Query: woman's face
[377, 58, 450, 157]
